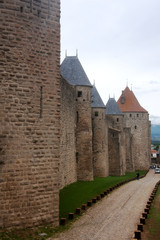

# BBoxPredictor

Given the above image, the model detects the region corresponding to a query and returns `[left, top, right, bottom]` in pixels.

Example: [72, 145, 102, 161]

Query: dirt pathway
[49, 170, 160, 240]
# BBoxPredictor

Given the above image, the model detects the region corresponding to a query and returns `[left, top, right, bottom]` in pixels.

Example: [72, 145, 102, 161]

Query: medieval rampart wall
[124, 128, 134, 172]
[106, 115, 126, 175]
[108, 128, 121, 175]
[0, 0, 60, 228]
[60, 78, 77, 189]
[112, 115, 126, 175]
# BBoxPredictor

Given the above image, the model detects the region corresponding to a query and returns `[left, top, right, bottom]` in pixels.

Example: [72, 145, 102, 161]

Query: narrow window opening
[77, 91, 82, 97]
[30, 0, 32, 12]
[48, 0, 50, 17]
[130, 114, 132, 117]
[76, 152, 79, 163]
[121, 96, 125, 104]
[37, 10, 41, 17]
[20, 6, 23, 12]
[76, 111, 79, 123]
[137, 114, 139, 117]
[117, 118, 119, 122]
[95, 112, 98, 117]
[40, 86, 43, 118]
[135, 125, 137, 129]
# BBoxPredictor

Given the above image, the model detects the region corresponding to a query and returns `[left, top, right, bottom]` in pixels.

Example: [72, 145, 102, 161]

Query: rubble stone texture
[0, 0, 61, 228]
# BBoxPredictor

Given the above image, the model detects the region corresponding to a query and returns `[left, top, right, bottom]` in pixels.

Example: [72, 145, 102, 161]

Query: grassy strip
[60, 170, 146, 219]
[145, 185, 160, 238]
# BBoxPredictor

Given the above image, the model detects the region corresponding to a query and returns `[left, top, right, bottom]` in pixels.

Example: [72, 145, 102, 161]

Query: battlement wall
[60, 78, 77, 189]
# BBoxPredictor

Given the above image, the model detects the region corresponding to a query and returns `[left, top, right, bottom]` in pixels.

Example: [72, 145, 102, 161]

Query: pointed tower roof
[117, 86, 148, 113]
[106, 98, 123, 115]
[60, 56, 92, 87]
[91, 85, 105, 108]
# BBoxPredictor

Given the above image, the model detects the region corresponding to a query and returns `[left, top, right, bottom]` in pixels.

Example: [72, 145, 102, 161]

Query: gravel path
[49, 170, 160, 240]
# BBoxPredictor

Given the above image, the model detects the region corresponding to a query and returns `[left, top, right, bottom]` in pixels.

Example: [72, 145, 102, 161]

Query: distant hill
[151, 124, 160, 143]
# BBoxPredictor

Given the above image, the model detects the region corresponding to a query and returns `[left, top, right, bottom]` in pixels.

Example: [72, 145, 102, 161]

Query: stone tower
[61, 56, 93, 181]
[117, 87, 151, 170]
[106, 98, 126, 175]
[91, 85, 108, 177]
[0, 0, 61, 228]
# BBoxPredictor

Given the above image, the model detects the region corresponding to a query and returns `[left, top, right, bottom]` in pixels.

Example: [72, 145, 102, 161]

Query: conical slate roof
[60, 56, 92, 86]
[106, 98, 123, 115]
[91, 85, 105, 108]
[117, 87, 148, 113]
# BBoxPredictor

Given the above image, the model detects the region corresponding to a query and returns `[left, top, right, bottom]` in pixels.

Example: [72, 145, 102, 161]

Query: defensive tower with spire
[117, 87, 151, 170]
[60, 55, 151, 184]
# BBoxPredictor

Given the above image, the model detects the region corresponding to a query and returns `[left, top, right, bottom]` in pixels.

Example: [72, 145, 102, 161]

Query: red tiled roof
[117, 87, 148, 113]
[151, 149, 157, 154]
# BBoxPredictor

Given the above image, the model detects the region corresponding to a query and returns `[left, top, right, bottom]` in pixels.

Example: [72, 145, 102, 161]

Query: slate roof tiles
[60, 56, 92, 87]
[106, 98, 123, 115]
[91, 85, 105, 108]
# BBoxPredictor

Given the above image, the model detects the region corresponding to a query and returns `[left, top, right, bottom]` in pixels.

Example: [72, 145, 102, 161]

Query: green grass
[60, 170, 146, 219]
[147, 186, 160, 238]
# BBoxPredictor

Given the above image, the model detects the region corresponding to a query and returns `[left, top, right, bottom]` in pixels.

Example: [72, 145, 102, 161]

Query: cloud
[61, 0, 160, 119]
[150, 115, 160, 125]
[149, 80, 160, 85]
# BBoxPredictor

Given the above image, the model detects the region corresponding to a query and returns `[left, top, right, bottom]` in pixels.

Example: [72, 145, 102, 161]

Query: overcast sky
[60, 0, 160, 125]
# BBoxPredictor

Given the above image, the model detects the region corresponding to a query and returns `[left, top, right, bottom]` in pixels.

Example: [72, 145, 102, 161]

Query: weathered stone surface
[60, 78, 77, 188]
[0, 0, 61, 229]
[92, 108, 108, 177]
[75, 86, 93, 181]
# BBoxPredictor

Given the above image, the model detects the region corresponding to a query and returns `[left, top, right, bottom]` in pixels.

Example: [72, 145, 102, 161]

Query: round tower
[61, 56, 94, 181]
[0, 0, 61, 228]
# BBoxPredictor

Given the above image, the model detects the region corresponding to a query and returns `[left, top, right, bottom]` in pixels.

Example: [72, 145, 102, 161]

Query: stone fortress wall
[0, 0, 151, 229]
[0, 0, 61, 229]
[60, 77, 77, 189]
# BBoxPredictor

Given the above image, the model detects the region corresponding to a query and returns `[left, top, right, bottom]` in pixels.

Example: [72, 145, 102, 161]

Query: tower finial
[93, 80, 95, 86]
[126, 79, 128, 87]
[65, 50, 67, 58]
[76, 49, 78, 57]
